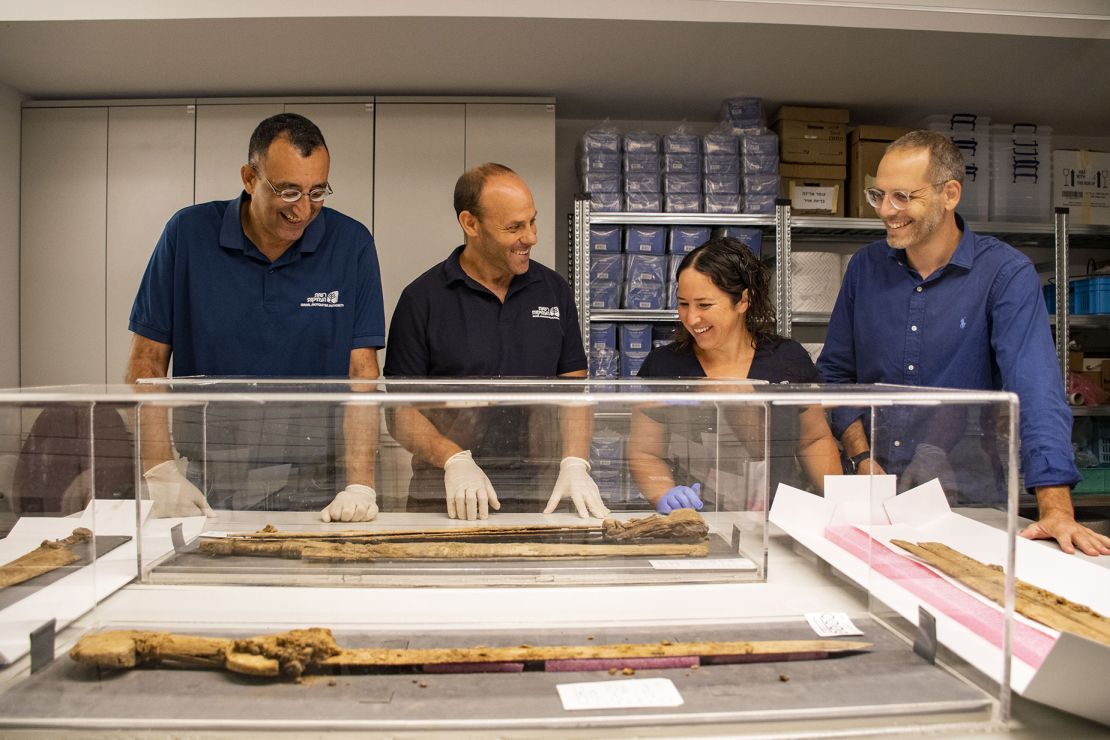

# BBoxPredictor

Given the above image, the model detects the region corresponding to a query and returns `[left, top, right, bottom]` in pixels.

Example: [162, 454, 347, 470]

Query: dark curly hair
[672, 235, 777, 350]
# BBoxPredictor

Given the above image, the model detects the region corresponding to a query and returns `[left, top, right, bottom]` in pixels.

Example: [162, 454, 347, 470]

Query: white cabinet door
[465, 103, 556, 269]
[106, 105, 196, 384]
[373, 103, 466, 352]
[194, 103, 282, 204]
[20, 107, 108, 386]
[284, 102, 375, 231]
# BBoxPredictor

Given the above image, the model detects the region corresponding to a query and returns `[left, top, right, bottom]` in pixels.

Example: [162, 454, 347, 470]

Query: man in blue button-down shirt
[819, 130, 1109, 557]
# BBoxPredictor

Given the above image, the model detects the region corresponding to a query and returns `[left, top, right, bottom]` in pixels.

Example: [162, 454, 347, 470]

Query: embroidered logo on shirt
[301, 291, 344, 308]
[960, 317, 966, 329]
[531, 306, 561, 320]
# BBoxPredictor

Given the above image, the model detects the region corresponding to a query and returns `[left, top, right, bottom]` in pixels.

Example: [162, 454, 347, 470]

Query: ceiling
[0, 14, 1108, 134]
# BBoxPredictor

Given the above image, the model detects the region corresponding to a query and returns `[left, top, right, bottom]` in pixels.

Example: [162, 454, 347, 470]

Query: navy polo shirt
[384, 245, 586, 378]
[129, 194, 385, 377]
[384, 246, 586, 508]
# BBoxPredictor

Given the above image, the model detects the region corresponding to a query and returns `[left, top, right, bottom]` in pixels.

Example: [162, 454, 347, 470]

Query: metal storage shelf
[1071, 405, 1110, 417]
[591, 309, 678, 322]
[572, 200, 1089, 386]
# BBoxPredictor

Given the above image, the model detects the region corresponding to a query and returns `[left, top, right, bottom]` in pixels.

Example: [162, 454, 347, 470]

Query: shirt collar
[885, 211, 974, 274]
[219, 191, 326, 260]
[443, 245, 542, 294]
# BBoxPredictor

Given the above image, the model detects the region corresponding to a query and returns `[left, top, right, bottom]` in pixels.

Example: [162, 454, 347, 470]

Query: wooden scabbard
[891, 539, 1110, 647]
[0, 528, 91, 589]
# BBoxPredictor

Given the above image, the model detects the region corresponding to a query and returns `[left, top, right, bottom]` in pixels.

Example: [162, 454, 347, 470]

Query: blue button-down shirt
[818, 215, 1078, 492]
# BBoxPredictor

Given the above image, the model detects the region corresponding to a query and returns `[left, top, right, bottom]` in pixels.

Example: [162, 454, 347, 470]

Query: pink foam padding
[825, 525, 1055, 669]
[544, 656, 699, 672]
[702, 652, 824, 664]
[421, 662, 524, 673]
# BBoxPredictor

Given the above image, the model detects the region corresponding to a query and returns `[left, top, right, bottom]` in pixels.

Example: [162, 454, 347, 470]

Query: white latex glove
[544, 456, 611, 519]
[899, 443, 958, 494]
[321, 484, 379, 523]
[443, 450, 500, 520]
[144, 459, 214, 518]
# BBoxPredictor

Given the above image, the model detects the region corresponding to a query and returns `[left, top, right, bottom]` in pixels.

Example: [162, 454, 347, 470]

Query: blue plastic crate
[589, 225, 622, 253]
[619, 323, 653, 353]
[714, 226, 762, 257]
[590, 322, 617, 352]
[663, 173, 701, 194]
[624, 153, 661, 173]
[663, 153, 701, 173]
[624, 172, 662, 193]
[624, 192, 662, 212]
[703, 193, 743, 213]
[668, 226, 711, 254]
[589, 253, 624, 283]
[621, 350, 652, 378]
[623, 226, 667, 255]
[664, 193, 702, 213]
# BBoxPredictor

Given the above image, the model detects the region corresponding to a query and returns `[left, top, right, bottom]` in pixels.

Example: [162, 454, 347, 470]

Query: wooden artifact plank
[891, 539, 1110, 647]
[70, 627, 872, 679]
[200, 510, 711, 560]
[0, 528, 91, 589]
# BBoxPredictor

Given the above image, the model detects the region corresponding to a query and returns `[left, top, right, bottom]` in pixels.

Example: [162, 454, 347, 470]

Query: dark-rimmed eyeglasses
[864, 180, 949, 211]
[250, 163, 333, 203]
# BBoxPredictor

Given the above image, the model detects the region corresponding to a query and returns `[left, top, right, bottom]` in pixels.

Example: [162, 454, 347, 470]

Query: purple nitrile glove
[656, 482, 703, 514]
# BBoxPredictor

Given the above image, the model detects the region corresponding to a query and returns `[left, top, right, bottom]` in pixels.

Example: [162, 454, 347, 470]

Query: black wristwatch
[849, 450, 872, 473]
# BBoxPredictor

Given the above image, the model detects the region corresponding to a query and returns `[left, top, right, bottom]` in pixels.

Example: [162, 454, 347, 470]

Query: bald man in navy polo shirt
[127, 113, 385, 523]
[384, 163, 608, 520]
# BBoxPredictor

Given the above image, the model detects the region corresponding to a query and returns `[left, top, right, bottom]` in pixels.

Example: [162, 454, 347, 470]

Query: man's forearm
[126, 335, 174, 470]
[559, 403, 593, 460]
[387, 406, 463, 469]
[1035, 485, 1075, 519]
[840, 418, 870, 458]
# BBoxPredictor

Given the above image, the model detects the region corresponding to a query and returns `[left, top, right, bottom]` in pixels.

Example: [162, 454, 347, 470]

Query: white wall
[0, 82, 20, 388]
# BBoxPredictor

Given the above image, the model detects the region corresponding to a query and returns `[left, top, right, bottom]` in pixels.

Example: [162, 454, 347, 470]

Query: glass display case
[0, 379, 1071, 734]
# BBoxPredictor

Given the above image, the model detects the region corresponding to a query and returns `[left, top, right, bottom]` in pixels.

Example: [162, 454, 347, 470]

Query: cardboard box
[772, 106, 850, 124]
[848, 125, 913, 217]
[1069, 350, 1084, 373]
[772, 106, 850, 166]
[1054, 149, 1110, 226]
[779, 163, 846, 216]
[1101, 359, 1110, 392]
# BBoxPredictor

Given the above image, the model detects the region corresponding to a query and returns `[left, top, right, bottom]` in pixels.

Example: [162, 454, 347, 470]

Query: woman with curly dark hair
[629, 236, 842, 512]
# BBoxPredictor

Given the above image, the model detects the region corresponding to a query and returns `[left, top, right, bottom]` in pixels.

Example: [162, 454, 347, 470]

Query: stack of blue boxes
[578, 128, 622, 212]
[719, 96, 780, 214]
[702, 133, 741, 214]
[623, 226, 667, 317]
[662, 131, 701, 213]
[666, 225, 711, 308]
[619, 323, 653, 378]
[741, 133, 780, 214]
[590, 429, 626, 504]
[589, 322, 619, 379]
[623, 132, 662, 213]
[713, 226, 763, 257]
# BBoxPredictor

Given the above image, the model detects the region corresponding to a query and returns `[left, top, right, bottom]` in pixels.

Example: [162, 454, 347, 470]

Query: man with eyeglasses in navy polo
[127, 113, 385, 524]
[383, 163, 609, 521]
[819, 130, 1109, 557]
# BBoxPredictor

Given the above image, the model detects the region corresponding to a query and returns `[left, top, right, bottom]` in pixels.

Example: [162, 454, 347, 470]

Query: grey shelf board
[1071, 405, 1110, 417]
[590, 309, 678, 322]
[1051, 314, 1110, 328]
[588, 212, 775, 227]
[792, 312, 831, 325]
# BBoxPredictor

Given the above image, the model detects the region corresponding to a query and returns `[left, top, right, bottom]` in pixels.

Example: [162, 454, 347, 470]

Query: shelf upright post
[573, 197, 592, 357]
[1054, 207, 1069, 389]
[774, 198, 793, 338]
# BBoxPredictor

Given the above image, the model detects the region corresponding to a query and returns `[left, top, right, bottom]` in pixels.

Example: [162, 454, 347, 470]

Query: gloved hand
[144, 459, 214, 518]
[544, 456, 611, 519]
[656, 482, 703, 514]
[321, 484, 379, 523]
[899, 443, 958, 494]
[443, 450, 500, 520]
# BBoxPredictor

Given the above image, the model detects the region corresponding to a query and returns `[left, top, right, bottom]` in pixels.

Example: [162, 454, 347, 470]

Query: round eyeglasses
[251, 164, 333, 203]
[863, 180, 949, 211]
